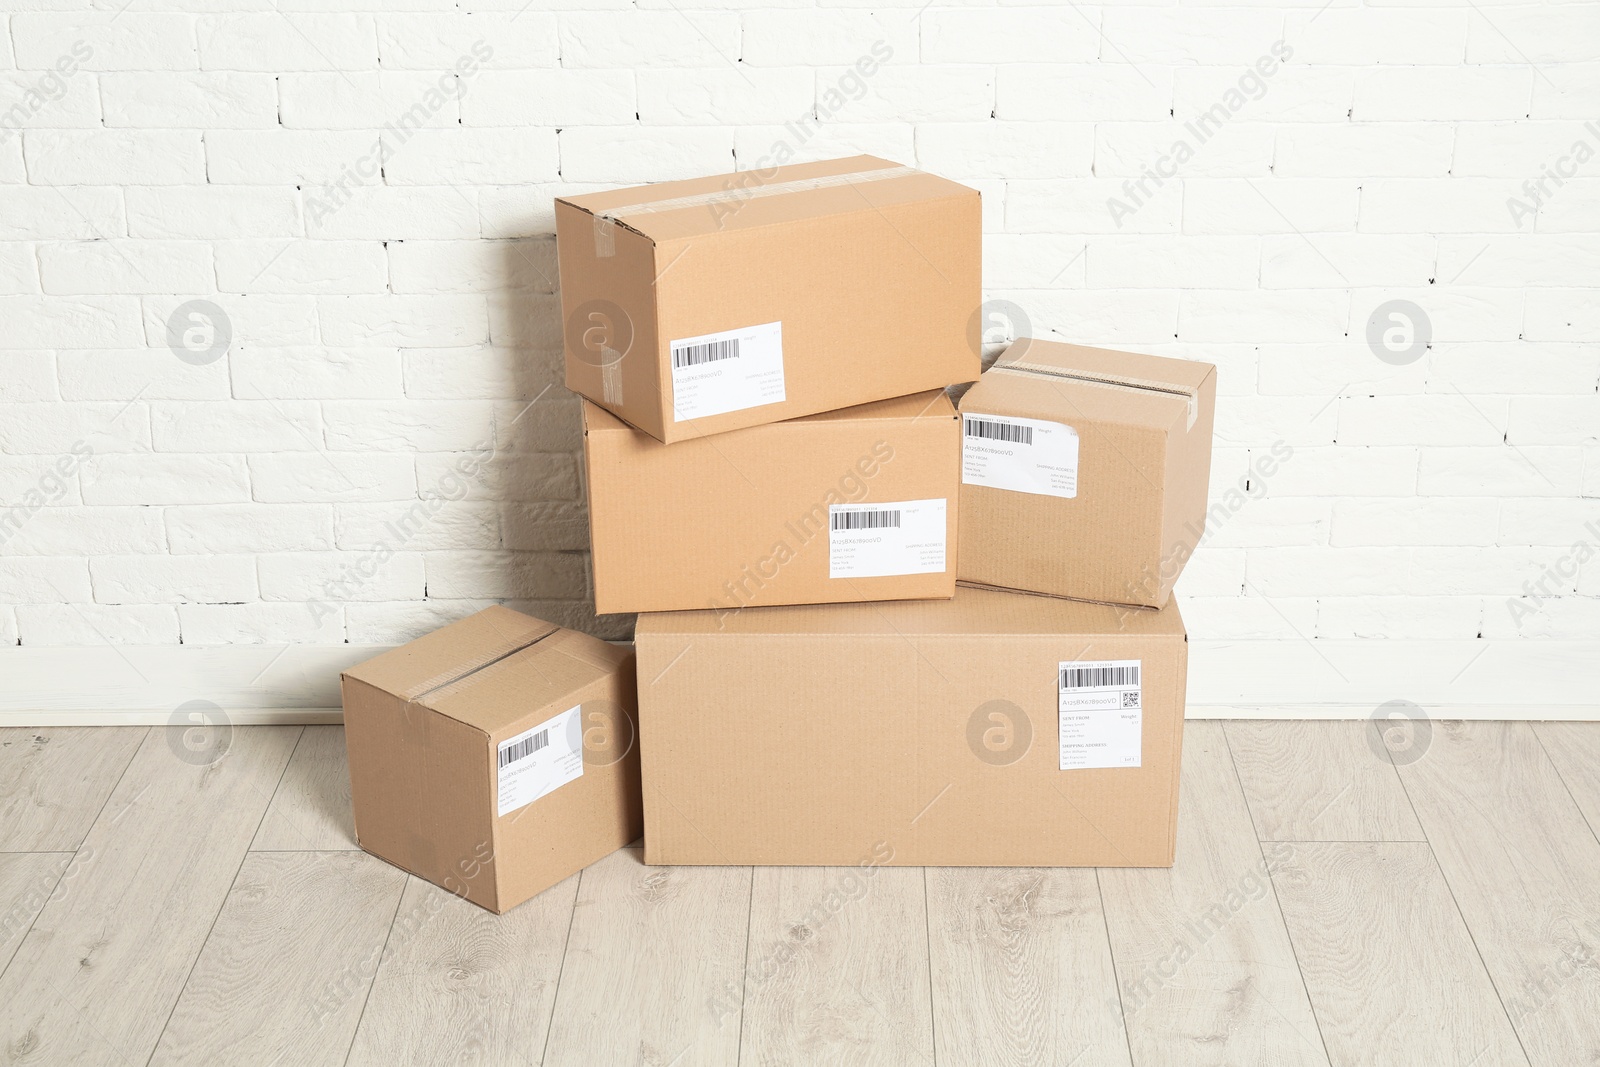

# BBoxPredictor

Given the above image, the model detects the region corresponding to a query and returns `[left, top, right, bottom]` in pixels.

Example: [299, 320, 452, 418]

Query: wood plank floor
[0, 720, 1596, 1067]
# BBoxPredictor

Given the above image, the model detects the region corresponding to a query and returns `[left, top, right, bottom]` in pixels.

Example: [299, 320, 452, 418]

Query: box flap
[995, 338, 1215, 396]
[342, 605, 559, 700]
[420, 627, 630, 739]
[965, 339, 1214, 433]
[556, 155, 977, 242]
[634, 585, 1185, 640]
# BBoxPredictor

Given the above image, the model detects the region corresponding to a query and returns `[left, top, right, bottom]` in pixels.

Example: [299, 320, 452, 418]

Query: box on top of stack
[556, 155, 982, 443]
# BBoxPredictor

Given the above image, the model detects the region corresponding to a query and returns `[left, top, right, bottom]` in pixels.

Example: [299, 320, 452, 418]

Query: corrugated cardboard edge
[987, 362, 1209, 432]
[589, 164, 919, 219]
[1156, 620, 1191, 867]
[555, 158, 978, 244]
[954, 578, 1169, 612]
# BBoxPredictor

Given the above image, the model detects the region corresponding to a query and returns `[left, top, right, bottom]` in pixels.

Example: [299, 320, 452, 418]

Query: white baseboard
[1, 639, 1596, 726]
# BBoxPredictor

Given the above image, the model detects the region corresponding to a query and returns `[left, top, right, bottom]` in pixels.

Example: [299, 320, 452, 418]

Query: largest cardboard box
[556, 155, 981, 443]
[342, 606, 642, 913]
[634, 587, 1187, 867]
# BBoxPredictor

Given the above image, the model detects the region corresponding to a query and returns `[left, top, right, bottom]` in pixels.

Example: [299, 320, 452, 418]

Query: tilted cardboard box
[341, 606, 642, 913]
[957, 339, 1217, 609]
[583, 390, 961, 615]
[634, 586, 1187, 867]
[556, 155, 981, 443]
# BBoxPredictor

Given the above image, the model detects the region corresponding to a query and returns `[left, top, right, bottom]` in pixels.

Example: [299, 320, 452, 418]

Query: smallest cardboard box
[958, 340, 1217, 609]
[341, 606, 642, 914]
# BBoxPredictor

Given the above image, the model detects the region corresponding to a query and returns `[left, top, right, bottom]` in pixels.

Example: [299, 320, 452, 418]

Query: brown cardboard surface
[634, 586, 1188, 868]
[957, 339, 1217, 608]
[557, 155, 981, 443]
[341, 605, 642, 913]
[583, 390, 961, 615]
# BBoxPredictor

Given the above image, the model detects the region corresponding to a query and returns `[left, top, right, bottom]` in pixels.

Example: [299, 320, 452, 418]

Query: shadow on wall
[488, 229, 635, 643]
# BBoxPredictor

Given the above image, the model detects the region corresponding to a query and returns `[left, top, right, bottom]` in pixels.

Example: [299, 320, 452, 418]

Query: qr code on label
[1122, 691, 1140, 709]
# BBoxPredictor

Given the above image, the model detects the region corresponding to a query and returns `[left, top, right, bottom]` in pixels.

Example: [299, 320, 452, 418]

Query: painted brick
[257, 550, 425, 602]
[17, 604, 180, 645]
[562, 11, 741, 68]
[214, 240, 388, 295]
[81, 454, 251, 505]
[126, 187, 302, 240]
[24, 130, 204, 184]
[177, 602, 344, 645]
[197, 14, 377, 71]
[230, 347, 403, 401]
[462, 70, 635, 126]
[999, 65, 1170, 122]
[248, 453, 417, 503]
[167, 504, 335, 554]
[91, 553, 257, 604]
[101, 73, 277, 128]
[0, 558, 92, 603]
[377, 14, 557, 69]
[37, 241, 214, 296]
[12, 14, 198, 71]
[278, 72, 462, 131]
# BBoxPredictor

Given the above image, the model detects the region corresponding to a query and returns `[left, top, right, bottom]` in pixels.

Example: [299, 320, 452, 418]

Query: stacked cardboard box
[341, 156, 1217, 911]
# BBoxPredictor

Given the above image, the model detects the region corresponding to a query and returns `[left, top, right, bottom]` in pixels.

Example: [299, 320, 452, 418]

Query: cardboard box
[556, 155, 981, 443]
[634, 586, 1187, 867]
[583, 390, 961, 615]
[341, 606, 642, 913]
[957, 339, 1217, 608]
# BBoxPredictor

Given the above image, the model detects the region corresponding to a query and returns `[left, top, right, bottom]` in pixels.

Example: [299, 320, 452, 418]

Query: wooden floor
[1, 720, 1598, 1066]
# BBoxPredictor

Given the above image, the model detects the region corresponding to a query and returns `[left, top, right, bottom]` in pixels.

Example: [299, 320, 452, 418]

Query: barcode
[499, 729, 548, 768]
[672, 338, 741, 368]
[965, 417, 1033, 446]
[1061, 665, 1140, 689]
[831, 509, 902, 531]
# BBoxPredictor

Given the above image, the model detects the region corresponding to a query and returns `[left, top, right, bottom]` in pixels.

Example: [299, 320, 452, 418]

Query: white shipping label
[829, 498, 947, 579]
[669, 320, 786, 422]
[497, 704, 584, 817]
[1058, 659, 1142, 770]
[962, 413, 1079, 499]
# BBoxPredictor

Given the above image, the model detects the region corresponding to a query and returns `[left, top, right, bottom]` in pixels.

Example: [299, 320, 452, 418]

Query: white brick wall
[0, 0, 1597, 669]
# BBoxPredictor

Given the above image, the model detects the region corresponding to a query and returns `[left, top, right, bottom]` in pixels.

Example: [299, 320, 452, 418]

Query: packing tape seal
[991, 362, 1201, 431]
[594, 164, 922, 223]
[592, 214, 616, 258]
[601, 359, 624, 406]
[398, 700, 430, 746]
